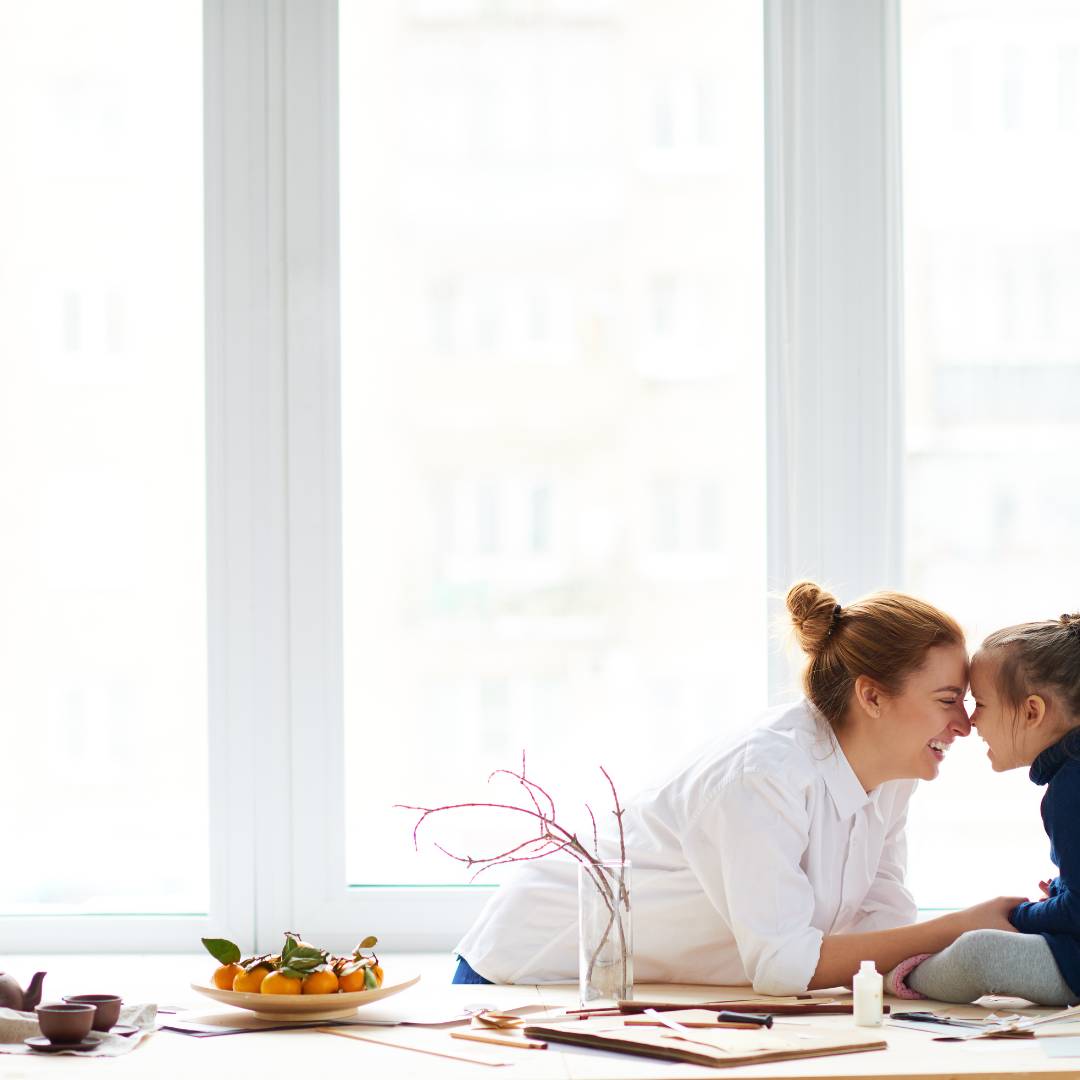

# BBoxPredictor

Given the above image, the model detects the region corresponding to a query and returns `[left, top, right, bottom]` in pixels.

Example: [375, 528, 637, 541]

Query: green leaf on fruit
[356, 936, 378, 950]
[363, 966, 378, 989]
[288, 946, 325, 962]
[202, 937, 241, 965]
[283, 956, 321, 972]
[281, 933, 299, 961]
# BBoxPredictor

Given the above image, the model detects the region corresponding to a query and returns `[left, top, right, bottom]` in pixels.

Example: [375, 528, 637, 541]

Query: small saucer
[25, 1035, 101, 1053]
[109, 1024, 139, 1037]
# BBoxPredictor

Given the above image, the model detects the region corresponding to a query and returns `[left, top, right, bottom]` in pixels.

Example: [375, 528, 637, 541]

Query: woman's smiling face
[875, 642, 971, 781]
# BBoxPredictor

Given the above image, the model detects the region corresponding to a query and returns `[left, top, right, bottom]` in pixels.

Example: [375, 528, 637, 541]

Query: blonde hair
[786, 580, 965, 729]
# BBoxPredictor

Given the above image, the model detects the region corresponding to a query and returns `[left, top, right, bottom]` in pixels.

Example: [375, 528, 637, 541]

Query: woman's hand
[954, 895, 1029, 934]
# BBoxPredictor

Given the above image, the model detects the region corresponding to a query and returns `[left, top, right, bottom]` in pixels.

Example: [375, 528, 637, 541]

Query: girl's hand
[955, 895, 1029, 934]
[1040, 880, 1052, 897]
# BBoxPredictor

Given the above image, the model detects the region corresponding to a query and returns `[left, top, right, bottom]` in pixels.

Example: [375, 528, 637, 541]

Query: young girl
[888, 615, 1080, 1005]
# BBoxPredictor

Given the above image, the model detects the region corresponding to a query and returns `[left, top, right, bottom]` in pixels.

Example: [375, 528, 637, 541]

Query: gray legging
[907, 929, 1080, 1006]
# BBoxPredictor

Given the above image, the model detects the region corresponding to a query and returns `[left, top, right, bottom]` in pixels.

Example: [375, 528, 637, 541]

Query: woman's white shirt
[455, 699, 918, 994]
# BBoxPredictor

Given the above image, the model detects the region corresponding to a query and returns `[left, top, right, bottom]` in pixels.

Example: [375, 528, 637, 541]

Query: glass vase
[578, 859, 633, 1004]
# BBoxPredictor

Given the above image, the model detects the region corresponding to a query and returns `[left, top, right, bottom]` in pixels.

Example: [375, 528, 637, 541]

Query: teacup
[62, 994, 123, 1032]
[35, 1002, 96, 1044]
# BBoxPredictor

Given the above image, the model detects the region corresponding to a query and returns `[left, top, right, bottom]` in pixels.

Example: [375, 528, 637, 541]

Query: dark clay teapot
[0, 970, 46, 1011]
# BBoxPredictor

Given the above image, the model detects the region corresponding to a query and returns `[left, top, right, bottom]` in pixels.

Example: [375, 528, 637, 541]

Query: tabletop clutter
[0, 968, 154, 1056]
[0, 979, 158, 1058]
[8, 955, 1080, 1068]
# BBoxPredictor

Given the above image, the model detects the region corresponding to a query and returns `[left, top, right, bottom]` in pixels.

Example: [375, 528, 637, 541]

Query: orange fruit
[233, 964, 272, 993]
[337, 965, 368, 993]
[371, 963, 384, 987]
[261, 971, 302, 995]
[213, 963, 243, 990]
[302, 969, 339, 995]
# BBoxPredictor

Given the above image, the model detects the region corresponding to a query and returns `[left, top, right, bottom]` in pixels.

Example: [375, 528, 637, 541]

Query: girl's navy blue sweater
[1009, 729, 1080, 995]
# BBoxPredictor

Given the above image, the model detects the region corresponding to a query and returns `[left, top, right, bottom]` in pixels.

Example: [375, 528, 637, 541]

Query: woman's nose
[949, 710, 972, 737]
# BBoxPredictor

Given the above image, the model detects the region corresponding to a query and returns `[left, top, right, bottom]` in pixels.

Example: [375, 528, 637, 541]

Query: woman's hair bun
[786, 580, 839, 657]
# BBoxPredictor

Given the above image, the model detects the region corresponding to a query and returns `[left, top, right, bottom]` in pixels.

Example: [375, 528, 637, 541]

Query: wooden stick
[623, 1018, 762, 1030]
[317, 1027, 511, 1066]
[615, 999, 868, 1016]
[452, 1030, 548, 1050]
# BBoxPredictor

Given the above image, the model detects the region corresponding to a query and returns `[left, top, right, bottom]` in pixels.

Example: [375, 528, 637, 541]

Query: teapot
[0, 970, 46, 1012]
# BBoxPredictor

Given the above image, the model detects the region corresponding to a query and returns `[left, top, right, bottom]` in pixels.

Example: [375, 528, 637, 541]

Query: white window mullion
[764, 0, 905, 700]
[281, 0, 497, 955]
[281, 0, 350, 950]
[205, 0, 292, 954]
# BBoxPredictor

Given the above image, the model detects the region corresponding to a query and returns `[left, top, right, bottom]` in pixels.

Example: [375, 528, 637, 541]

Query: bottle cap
[859, 960, 877, 974]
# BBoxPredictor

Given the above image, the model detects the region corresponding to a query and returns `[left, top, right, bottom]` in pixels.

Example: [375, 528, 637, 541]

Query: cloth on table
[0, 1002, 157, 1056]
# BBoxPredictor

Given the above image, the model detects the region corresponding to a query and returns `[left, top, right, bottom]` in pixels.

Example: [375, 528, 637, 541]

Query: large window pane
[340, 0, 766, 884]
[903, 0, 1078, 907]
[0, 1, 207, 913]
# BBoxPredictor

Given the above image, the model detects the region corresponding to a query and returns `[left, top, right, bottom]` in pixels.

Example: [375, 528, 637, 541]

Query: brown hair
[786, 580, 965, 729]
[978, 615, 1080, 724]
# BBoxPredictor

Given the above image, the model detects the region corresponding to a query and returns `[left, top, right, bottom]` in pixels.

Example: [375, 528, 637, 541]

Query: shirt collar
[1030, 728, 1080, 785]
[805, 700, 872, 818]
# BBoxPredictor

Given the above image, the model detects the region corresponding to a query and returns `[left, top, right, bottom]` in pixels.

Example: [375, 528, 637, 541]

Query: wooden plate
[190, 974, 421, 1021]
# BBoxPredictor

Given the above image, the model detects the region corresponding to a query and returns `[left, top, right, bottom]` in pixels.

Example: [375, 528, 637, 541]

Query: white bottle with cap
[852, 960, 883, 1027]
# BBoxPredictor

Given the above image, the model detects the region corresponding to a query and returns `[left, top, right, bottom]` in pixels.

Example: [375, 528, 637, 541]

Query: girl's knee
[956, 928, 1011, 948]
[948, 929, 1008, 978]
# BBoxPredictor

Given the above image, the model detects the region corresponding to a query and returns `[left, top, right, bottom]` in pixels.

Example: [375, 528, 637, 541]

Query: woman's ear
[853, 675, 883, 720]
[1023, 694, 1047, 728]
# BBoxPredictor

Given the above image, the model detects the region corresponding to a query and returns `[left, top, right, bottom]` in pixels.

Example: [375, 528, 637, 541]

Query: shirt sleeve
[1010, 887, 1080, 932]
[1011, 772, 1080, 934]
[681, 765, 824, 996]
[846, 787, 918, 933]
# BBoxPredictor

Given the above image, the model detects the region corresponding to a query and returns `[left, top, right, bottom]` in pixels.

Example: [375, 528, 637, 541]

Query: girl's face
[969, 653, 1025, 771]
[880, 643, 971, 781]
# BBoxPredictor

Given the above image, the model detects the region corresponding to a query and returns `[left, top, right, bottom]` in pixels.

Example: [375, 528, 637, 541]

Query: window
[0, 0, 206, 916]
[902, 0, 1080, 908]
[338, 0, 766, 892]
[2, 1, 1018, 954]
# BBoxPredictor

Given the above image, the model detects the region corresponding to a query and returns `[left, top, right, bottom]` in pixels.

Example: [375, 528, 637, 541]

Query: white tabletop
[4, 953, 1079, 1079]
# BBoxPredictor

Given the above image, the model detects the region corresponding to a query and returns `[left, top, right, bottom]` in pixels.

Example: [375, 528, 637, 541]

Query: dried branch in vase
[395, 752, 631, 993]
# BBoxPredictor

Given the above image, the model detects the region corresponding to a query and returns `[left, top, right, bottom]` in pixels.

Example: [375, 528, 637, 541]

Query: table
[5, 953, 1080, 1079]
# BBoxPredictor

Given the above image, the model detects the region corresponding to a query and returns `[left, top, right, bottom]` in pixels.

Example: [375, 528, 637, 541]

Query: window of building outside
[338, 0, 766, 886]
[902, 0, 1080, 908]
[0, 1, 208, 914]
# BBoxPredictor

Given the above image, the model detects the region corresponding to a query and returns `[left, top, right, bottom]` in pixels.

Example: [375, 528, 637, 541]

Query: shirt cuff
[747, 926, 825, 996]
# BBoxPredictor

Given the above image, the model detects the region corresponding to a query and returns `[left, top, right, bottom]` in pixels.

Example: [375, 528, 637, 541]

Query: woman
[453, 581, 1025, 993]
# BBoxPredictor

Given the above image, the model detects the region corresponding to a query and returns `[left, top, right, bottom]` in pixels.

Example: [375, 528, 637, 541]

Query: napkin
[0, 1003, 157, 1056]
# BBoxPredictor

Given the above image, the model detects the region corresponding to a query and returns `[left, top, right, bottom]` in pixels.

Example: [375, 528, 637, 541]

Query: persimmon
[213, 963, 244, 990]
[302, 969, 339, 995]
[233, 964, 272, 993]
[261, 971, 302, 995]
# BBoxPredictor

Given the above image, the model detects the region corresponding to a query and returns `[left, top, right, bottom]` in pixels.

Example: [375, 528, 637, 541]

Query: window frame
[0, 0, 905, 953]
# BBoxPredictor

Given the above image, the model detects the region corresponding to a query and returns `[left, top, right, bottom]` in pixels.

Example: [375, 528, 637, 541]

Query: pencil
[451, 1030, 548, 1050]
[624, 1018, 762, 1030]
